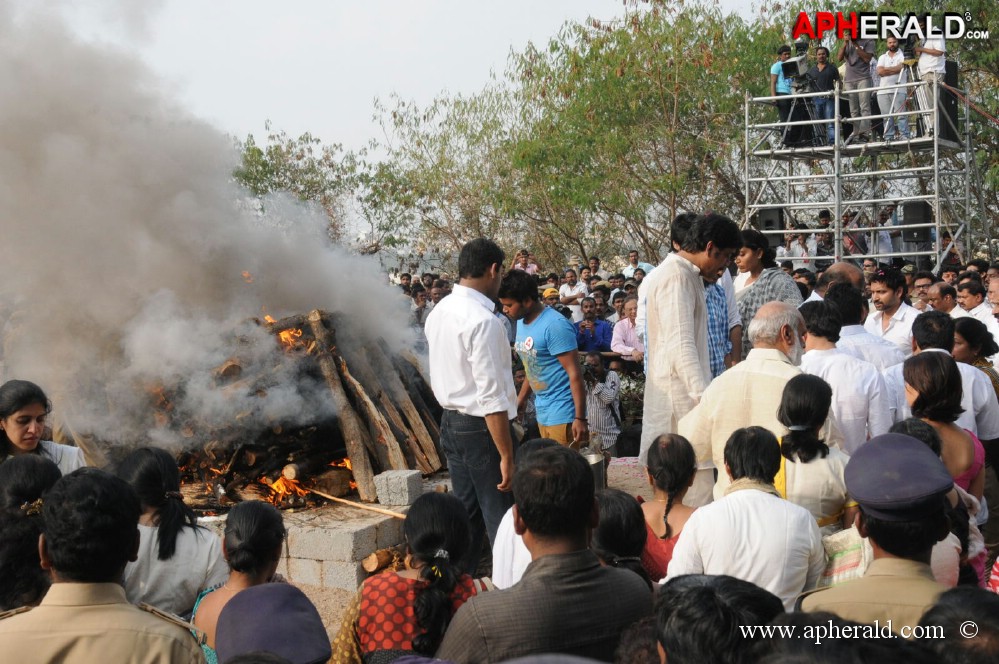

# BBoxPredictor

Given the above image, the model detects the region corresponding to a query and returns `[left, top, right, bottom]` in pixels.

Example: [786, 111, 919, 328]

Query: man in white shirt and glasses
[425, 238, 518, 573]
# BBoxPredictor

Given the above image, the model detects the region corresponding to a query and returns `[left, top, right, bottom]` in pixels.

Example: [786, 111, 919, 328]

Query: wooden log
[213, 359, 243, 382]
[339, 343, 423, 470]
[312, 467, 354, 497]
[307, 310, 378, 502]
[391, 350, 442, 442]
[281, 453, 333, 481]
[228, 482, 273, 503]
[336, 355, 414, 473]
[262, 313, 312, 335]
[366, 342, 441, 471]
[362, 547, 403, 573]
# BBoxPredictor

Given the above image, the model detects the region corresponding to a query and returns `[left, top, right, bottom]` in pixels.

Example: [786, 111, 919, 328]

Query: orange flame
[329, 458, 357, 490]
[263, 315, 305, 351]
[261, 476, 309, 504]
[242, 270, 254, 284]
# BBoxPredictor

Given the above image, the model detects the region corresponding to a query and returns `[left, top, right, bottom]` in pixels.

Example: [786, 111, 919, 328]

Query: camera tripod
[779, 80, 824, 148]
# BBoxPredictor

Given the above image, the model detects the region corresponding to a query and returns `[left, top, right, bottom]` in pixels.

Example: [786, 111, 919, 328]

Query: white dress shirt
[640, 253, 711, 462]
[882, 348, 999, 440]
[667, 488, 826, 610]
[949, 305, 971, 319]
[836, 325, 905, 371]
[969, 301, 999, 346]
[864, 302, 919, 358]
[800, 348, 891, 453]
[425, 284, 517, 419]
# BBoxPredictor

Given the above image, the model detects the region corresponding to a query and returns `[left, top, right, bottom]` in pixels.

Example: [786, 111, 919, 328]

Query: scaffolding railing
[743, 72, 977, 272]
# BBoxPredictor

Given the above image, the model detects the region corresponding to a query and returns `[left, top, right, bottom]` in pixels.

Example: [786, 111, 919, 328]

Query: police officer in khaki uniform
[800, 433, 951, 632]
[0, 468, 205, 663]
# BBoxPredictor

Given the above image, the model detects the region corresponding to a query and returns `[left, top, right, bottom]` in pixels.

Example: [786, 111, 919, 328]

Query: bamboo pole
[308, 488, 406, 519]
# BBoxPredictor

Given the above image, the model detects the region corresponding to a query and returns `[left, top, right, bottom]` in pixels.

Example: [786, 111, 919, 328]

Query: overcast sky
[59, 0, 638, 150]
[52, 0, 757, 152]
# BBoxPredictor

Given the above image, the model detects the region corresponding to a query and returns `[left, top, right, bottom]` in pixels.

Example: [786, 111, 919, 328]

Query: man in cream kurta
[639, 214, 743, 473]
[679, 302, 843, 501]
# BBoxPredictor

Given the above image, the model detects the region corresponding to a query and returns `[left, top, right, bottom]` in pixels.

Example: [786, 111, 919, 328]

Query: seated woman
[0, 380, 86, 475]
[592, 488, 652, 590]
[904, 352, 985, 502]
[639, 434, 697, 582]
[333, 492, 489, 664]
[775, 374, 857, 536]
[0, 455, 62, 610]
[116, 447, 228, 617]
[192, 500, 286, 664]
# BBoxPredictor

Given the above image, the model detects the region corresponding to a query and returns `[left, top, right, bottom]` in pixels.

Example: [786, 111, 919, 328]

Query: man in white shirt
[776, 230, 810, 271]
[864, 268, 919, 358]
[876, 37, 909, 139]
[558, 269, 588, 322]
[424, 238, 518, 573]
[915, 35, 947, 132]
[824, 282, 905, 370]
[881, 311, 999, 444]
[926, 282, 969, 318]
[958, 280, 999, 345]
[641, 213, 742, 477]
[800, 300, 891, 453]
[666, 426, 826, 610]
[679, 301, 842, 501]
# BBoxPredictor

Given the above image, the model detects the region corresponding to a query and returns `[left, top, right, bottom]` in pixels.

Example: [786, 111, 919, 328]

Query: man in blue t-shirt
[770, 45, 793, 127]
[500, 270, 588, 448]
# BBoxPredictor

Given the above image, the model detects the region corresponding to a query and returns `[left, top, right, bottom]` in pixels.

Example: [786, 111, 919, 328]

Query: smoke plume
[0, 5, 411, 450]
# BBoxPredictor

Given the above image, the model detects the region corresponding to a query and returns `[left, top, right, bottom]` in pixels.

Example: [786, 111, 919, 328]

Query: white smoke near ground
[0, 5, 412, 450]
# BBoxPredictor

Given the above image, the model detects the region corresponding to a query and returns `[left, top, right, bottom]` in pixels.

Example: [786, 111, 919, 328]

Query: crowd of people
[3, 215, 999, 663]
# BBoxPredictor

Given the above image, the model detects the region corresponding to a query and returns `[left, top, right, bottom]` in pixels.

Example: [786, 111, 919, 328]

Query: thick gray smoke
[0, 5, 411, 450]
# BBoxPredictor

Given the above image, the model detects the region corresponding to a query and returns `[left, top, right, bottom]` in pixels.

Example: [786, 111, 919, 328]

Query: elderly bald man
[679, 301, 843, 502]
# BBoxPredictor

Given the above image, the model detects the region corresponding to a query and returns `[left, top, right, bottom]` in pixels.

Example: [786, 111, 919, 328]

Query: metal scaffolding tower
[744, 75, 982, 272]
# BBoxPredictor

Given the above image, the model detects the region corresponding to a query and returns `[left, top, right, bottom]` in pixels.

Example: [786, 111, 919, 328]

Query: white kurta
[666, 488, 826, 610]
[678, 348, 843, 499]
[640, 254, 711, 463]
[800, 348, 891, 453]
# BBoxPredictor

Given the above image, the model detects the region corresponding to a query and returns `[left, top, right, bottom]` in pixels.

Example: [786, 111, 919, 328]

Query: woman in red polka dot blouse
[332, 492, 491, 663]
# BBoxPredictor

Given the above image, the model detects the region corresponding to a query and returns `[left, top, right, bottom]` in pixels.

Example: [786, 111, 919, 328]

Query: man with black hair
[793, 267, 819, 303]
[881, 311, 999, 445]
[927, 282, 968, 318]
[800, 301, 890, 453]
[575, 297, 613, 353]
[640, 213, 742, 469]
[657, 575, 784, 664]
[559, 268, 587, 322]
[959, 280, 999, 346]
[919, 586, 999, 662]
[425, 238, 518, 574]
[824, 282, 904, 370]
[911, 270, 937, 311]
[500, 269, 587, 449]
[802, 434, 952, 631]
[864, 268, 918, 358]
[0, 468, 205, 662]
[438, 445, 652, 662]
[770, 45, 793, 128]
[622, 251, 654, 280]
[667, 426, 825, 609]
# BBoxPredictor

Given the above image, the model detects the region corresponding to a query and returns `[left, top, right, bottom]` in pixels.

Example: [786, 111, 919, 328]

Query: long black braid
[646, 434, 696, 540]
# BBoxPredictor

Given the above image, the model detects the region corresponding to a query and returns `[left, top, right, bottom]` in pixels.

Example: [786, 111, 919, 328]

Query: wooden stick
[308, 489, 406, 519]
[362, 547, 402, 573]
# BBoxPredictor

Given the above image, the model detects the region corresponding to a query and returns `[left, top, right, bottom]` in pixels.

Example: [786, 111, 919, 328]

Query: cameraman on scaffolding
[807, 46, 840, 145]
[770, 45, 793, 128]
[876, 37, 910, 140]
[915, 28, 947, 136]
[837, 36, 875, 143]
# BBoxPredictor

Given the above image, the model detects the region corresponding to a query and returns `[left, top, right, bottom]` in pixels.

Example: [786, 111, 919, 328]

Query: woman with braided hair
[639, 434, 697, 582]
[332, 491, 491, 664]
[116, 447, 227, 617]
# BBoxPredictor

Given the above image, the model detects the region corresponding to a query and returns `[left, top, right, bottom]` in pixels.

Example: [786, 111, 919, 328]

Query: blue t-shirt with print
[771, 61, 791, 94]
[514, 306, 577, 426]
